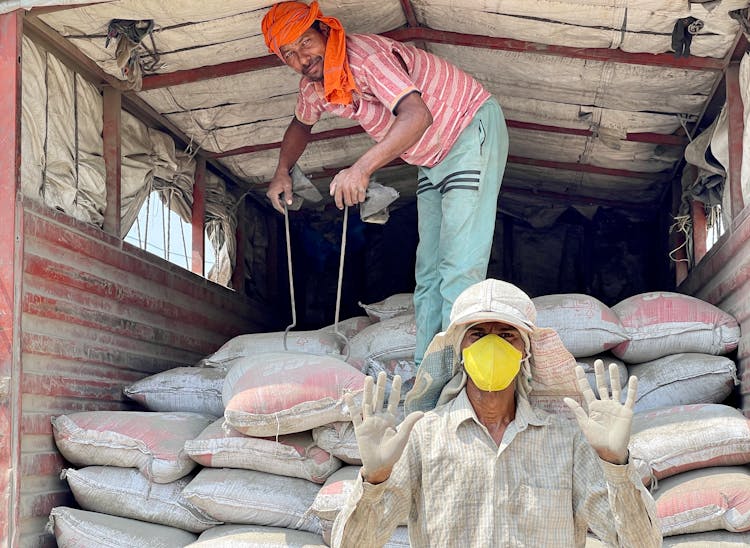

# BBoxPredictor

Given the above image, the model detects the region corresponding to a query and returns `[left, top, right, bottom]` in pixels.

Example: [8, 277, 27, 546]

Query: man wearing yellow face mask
[334, 279, 662, 548]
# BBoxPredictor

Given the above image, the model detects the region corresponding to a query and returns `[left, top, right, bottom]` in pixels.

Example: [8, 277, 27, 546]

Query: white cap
[448, 279, 536, 335]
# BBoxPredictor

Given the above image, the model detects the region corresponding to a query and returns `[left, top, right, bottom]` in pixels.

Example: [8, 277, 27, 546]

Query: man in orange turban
[262, 1, 511, 367]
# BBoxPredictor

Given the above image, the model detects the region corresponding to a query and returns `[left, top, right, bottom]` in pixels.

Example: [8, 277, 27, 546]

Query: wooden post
[232, 195, 246, 294]
[0, 10, 23, 547]
[191, 157, 206, 276]
[102, 86, 122, 237]
[691, 200, 708, 263]
[726, 62, 745, 220]
[671, 177, 689, 285]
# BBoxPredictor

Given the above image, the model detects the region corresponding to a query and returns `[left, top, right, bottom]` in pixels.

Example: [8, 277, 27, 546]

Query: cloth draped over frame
[261, 0, 358, 105]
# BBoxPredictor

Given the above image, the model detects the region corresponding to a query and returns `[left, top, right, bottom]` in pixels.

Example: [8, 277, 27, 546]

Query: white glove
[344, 372, 424, 484]
[563, 360, 637, 465]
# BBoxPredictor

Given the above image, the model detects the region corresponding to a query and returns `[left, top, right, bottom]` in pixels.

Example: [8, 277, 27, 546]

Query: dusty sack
[630, 404, 750, 485]
[62, 466, 220, 533]
[223, 352, 365, 437]
[51, 411, 214, 483]
[187, 524, 327, 547]
[654, 466, 750, 536]
[182, 468, 322, 534]
[312, 422, 361, 465]
[185, 418, 342, 483]
[345, 314, 417, 372]
[533, 294, 627, 357]
[628, 353, 738, 413]
[123, 366, 225, 416]
[611, 292, 741, 363]
[358, 293, 414, 321]
[47, 506, 198, 547]
[202, 330, 344, 369]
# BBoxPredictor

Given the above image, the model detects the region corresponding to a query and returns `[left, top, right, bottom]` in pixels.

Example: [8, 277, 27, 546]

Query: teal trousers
[414, 98, 508, 363]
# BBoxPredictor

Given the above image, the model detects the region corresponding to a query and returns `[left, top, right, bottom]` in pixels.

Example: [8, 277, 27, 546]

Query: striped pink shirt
[295, 34, 491, 167]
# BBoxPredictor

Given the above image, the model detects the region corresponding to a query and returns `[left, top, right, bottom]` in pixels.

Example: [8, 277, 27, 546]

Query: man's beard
[303, 56, 324, 81]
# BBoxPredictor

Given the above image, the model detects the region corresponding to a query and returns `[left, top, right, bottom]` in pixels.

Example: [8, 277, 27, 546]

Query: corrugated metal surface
[17, 198, 276, 547]
[679, 208, 750, 418]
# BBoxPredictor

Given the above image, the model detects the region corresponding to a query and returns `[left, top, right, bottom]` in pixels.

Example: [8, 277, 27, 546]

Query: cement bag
[320, 316, 373, 340]
[187, 524, 327, 547]
[185, 418, 342, 483]
[62, 466, 220, 533]
[587, 532, 750, 547]
[611, 292, 740, 363]
[346, 314, 416, 372]
[575, 355, 628, 399]
[223, 352, 365, 437]
[47, 506, 198, 547]
[654, 466, 750, 536]
[51, 411, 213, 483]
[312, 422, 361, 465]
[202, 330, 343, 368]
[662, 531, 750, 546]
[628, 353, 738, 413]
[630, 404, 750, 486]
[320, 521, 408, 547]
[182, 468, 322, 534]
[310, 466, 362, 523]
[123, 367, 225, 416]
[358, 293, 414, 321]
[533, 294, 627, 357]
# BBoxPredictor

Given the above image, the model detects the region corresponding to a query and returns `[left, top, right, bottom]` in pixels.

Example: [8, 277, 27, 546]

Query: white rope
[668, 214, 692, 264]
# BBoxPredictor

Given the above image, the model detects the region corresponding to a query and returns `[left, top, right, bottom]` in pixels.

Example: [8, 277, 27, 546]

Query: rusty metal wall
[17, 198, 277, 547]
[679, 207, 750, 418]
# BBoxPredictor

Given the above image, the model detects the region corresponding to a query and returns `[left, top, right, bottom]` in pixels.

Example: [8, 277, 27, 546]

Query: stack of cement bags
[46, 311, 414, 547]
[536, 292, 749, 546]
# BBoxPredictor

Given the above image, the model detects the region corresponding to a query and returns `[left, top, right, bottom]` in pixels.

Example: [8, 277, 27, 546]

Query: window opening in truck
[125, 189, 216, 274]
[705, 205, 725, 252]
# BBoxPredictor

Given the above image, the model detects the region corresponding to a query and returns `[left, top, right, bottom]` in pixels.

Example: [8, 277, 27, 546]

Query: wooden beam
[102, 86, 122, 237]
[208, 120, 686, 159]
[398, 0, 419, 28]
[726, 61, 745, 220]
[291, 155, 660, 181]
[507, 156, 662, 179]
[191, 157, 206, 276]
[386, 28, 725, 71]
[139, 54, 282, 91]
[0, 10, 23, 548]
[140, 25, 723, 91]
[208, 125, 368, 158]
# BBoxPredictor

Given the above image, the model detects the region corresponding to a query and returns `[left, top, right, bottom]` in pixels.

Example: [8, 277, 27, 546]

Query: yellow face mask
[462, 334, 523, 392]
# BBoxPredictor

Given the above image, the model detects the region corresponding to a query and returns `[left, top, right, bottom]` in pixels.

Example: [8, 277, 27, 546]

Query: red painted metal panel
[726, 63, 745, 219]
[0, 10, 23, 548]
[192, 157, 206, 275]
[102, 87, 122, 237]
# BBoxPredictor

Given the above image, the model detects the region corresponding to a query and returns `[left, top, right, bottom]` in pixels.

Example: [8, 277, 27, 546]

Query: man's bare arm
[267, 117, 314, 213]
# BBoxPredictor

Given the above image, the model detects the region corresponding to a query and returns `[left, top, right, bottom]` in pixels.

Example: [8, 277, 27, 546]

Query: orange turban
[262, 1, 358, 105]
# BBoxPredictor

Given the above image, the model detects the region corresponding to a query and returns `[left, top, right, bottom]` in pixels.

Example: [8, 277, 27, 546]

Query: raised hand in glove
[344, 371, 424, 484]
[563, 360, 637, 465]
